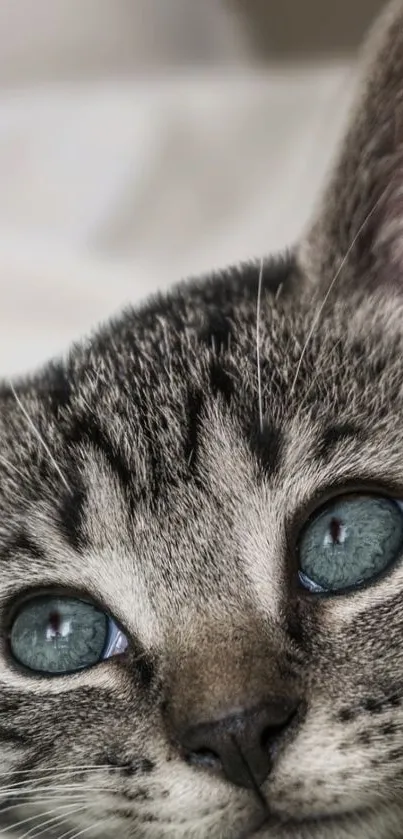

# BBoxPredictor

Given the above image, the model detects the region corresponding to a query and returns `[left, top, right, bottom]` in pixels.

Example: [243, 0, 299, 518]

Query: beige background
[234, 0, 386, 56]
[0, 1, 388, 377]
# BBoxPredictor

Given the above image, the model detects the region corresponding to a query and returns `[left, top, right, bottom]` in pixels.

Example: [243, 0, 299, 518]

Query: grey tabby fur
[2, 2, 403, 837]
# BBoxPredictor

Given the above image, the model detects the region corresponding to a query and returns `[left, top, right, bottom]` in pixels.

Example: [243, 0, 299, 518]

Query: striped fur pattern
[3, 2, 403, 837]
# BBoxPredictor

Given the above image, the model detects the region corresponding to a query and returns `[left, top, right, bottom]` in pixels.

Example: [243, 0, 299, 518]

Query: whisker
[290, 186, 389, 398]
[294, 337, 344, 417]
[0, 764, 122, 780]
[0, 785, 116, 799]
[0, 797, 88, 818]
[8, 801, 87, 838]
[29, 808, 90, 839]
[58, 815, 115, 839]
[8, 381, 71, 493]
[2, 766, 121, 791]
[256, 257, 264, 434]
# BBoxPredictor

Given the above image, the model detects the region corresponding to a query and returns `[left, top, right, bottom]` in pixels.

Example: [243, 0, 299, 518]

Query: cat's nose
[178, 699, 298, 789]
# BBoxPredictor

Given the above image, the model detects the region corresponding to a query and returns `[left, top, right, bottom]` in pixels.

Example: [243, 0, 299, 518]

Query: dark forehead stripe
[184, 387, 204, 475]
[248, 420, 284, 478]
[317, 423, 362, 463]
[208, 359, 235, 404]
[57, 414, 136, 549]
[58, 471, 88, 552]
[200, 310, 233, 354]
[1, 532, 45, 562]
[44, 361, 72, 416]
[66, 414, 133, 492]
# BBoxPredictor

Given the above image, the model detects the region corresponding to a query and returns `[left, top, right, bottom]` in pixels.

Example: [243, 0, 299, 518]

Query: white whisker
[295, 337, 344, 417]
[256, 257, 264, 434]
[8, 801, 87, 838]
[290, 186, 389, 398]
[1, 765, 120, 790]
[8, 381, 71, 493]
[0, 764, 122, 779]
[58, 815, 114, 839]
[29, 808, 90, 839]
[0, 797, 88, 818]
[0, 785, 115, 799]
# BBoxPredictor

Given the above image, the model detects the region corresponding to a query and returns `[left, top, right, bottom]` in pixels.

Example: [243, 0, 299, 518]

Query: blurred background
[0, 0, 387, 376]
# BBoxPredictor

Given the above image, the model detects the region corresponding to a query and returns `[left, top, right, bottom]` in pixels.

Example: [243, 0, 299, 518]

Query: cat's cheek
[266, 720, 374, 820]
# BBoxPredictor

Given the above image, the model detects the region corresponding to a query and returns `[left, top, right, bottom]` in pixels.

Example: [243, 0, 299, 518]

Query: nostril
[260, 723, 285, 750]
[260, 706, 299, 751]
[185, 747, 221, 771]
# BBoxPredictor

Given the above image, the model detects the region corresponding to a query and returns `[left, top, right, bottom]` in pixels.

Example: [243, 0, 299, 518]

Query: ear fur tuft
[299, 1, 403, 294]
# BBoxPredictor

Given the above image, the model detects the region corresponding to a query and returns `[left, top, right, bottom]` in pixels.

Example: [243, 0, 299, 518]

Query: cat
[2, 1, 403, 838]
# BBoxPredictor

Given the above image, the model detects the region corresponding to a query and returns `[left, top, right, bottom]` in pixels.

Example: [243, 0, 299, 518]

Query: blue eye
[9, 596, 128, 675]
[298, 495, 403, 593]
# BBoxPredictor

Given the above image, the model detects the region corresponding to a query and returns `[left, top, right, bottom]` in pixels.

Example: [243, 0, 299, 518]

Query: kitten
[2, 2, 403, 838]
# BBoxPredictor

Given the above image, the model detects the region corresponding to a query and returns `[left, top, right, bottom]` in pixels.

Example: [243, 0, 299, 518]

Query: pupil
[48, 610, 62, 638]
[329, 518, 342, 545]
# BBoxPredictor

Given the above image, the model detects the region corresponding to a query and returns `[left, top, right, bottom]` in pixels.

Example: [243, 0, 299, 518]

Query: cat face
[2, 2, 403, 838]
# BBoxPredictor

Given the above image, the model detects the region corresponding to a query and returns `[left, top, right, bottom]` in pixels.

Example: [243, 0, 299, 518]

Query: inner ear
[298, 0, 403, 295]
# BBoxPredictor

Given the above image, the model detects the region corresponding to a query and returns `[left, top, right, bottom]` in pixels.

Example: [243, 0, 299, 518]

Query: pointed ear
[299, 0, 403, 293]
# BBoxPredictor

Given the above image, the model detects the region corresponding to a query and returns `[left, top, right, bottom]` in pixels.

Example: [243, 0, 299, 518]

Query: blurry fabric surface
[0, 1, 356, 376]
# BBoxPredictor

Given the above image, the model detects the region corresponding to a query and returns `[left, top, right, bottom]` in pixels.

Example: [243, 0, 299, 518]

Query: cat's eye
[298, 495, 403, 593]
[9, 595, 128, 675]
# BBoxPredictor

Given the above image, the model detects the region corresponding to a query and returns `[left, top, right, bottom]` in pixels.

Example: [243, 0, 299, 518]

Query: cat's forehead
[2, 259, 403, 498]
[65, 275, 403, 470]
[65, 260, 403, 416]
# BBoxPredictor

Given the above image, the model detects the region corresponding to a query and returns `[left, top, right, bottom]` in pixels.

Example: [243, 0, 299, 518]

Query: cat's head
[2, 3, 403, 839]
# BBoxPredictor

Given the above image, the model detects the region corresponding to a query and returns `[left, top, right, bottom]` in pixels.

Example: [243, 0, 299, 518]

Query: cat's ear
[299, 0, 403, 293]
